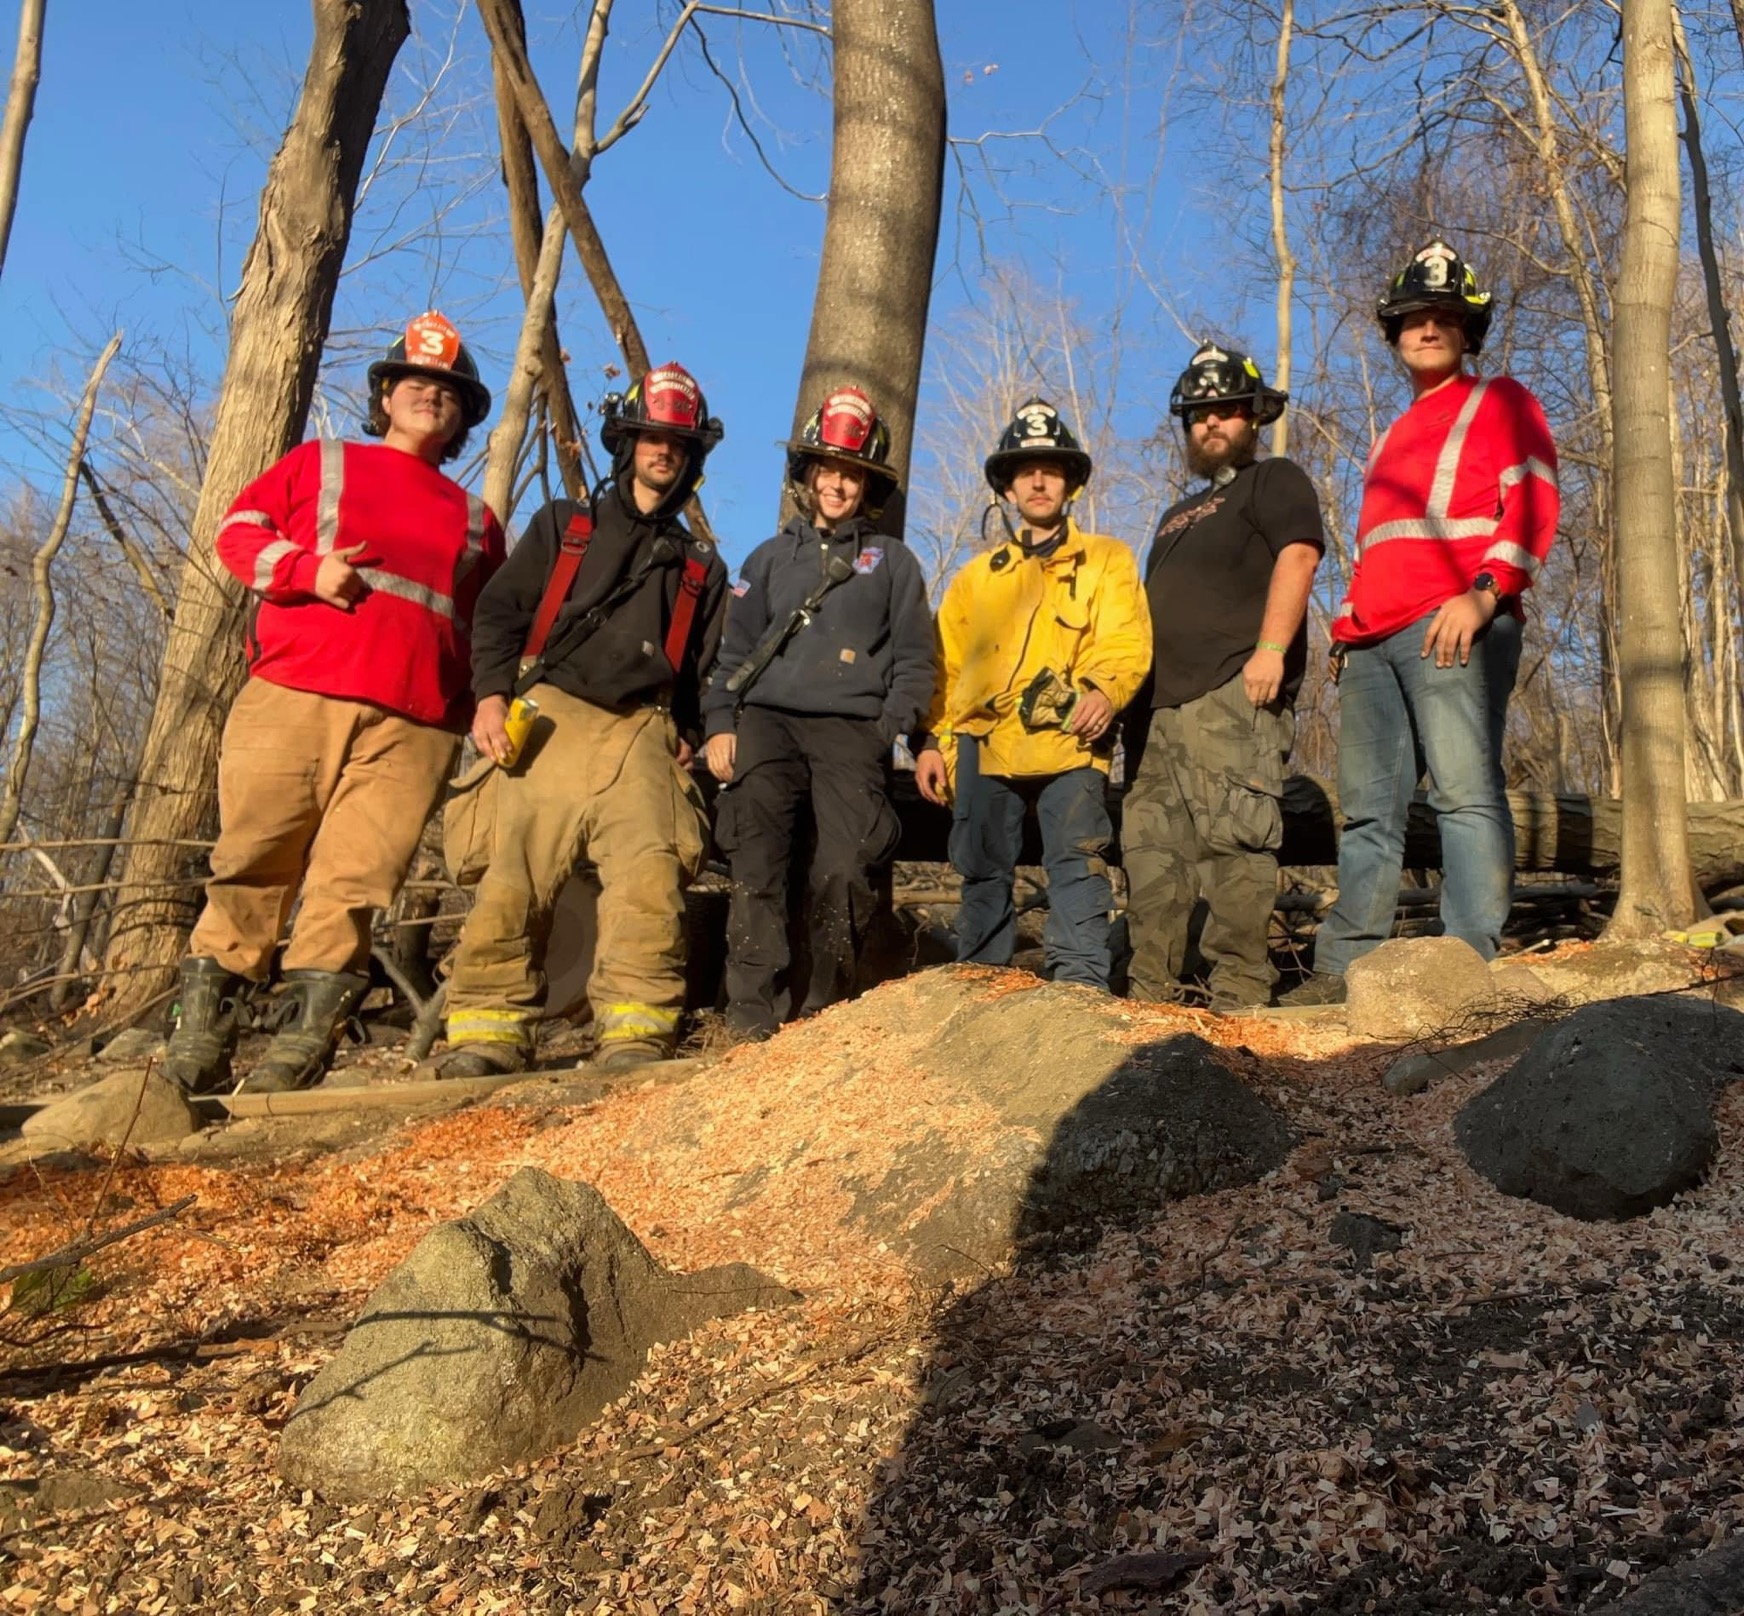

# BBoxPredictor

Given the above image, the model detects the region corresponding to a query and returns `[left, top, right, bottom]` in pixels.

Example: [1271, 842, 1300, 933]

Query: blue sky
[0, 1, 1264, 569]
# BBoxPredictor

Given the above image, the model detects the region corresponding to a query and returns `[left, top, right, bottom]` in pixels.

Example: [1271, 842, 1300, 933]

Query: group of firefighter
[161, 238, 1561, 1097]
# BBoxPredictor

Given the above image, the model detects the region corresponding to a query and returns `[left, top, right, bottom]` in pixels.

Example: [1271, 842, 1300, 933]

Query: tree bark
[102, 0, 410, 1016]
[0, 332, 122, 852]
[0, 0, 45, 279]
[1609, 0, 1693, 935]
[791, 0, 945, 531]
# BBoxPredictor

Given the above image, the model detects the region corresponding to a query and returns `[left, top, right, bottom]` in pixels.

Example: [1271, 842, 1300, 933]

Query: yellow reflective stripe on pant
[595, 1002, 680, 1043]
[446, 1008, 535, 1048]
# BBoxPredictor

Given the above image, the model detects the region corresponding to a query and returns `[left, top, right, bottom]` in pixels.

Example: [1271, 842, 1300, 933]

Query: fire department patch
[853, 547, 884, 574]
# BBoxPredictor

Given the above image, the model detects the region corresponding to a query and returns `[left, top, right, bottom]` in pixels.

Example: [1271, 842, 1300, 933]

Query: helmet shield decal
[404, 311, 463, 371]
[817, 387, 877, 457]
[641, 364, 705, 433]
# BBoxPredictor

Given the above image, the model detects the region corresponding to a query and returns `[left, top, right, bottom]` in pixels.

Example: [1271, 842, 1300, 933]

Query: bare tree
[0, 333, 121, 851]
[1610, 0, 1694, 935]
[0, 0, 44, 279]
[1266, 0, 1296, 460]
[791, 0, 945, 529]
[102, 0, 412, 1016]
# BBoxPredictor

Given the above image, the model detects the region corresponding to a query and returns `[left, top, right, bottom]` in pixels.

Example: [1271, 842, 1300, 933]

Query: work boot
[238, 970, 371, 1094]
[163, 956, 249, 1095]
[1278, 971, 1347, 1007]
[435, 1043, 529, 1080]
[592, 1038, 674, 1073]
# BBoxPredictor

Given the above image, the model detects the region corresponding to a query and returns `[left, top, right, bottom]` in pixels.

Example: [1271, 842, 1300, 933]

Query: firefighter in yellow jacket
[914, 400, 1151, 989]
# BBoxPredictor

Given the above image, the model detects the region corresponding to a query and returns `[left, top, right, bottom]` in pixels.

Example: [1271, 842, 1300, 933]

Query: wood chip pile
[4, 968, 1744, 1613]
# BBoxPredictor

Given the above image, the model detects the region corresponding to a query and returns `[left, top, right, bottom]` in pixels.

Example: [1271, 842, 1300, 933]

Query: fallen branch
[0, 1194, 197, 1287]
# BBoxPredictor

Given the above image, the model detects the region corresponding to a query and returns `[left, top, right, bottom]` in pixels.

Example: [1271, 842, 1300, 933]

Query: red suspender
[663, 555, 709, 671]
[521, 512, 593, 664]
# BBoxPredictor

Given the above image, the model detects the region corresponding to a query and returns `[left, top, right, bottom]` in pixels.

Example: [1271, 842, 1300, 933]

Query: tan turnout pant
[189, 679, 459, 978]
[442, 684, 707, 1056]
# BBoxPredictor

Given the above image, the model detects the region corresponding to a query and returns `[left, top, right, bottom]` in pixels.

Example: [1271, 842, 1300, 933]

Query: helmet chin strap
[984, 492, 1074, 556]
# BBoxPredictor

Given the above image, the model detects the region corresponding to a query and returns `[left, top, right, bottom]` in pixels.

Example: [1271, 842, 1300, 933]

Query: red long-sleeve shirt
[1333, 373, 1559, 646]
[215, 440, 505, 730]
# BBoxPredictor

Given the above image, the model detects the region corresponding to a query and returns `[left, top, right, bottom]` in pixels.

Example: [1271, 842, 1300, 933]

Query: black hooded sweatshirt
[470, 482, 728, 742]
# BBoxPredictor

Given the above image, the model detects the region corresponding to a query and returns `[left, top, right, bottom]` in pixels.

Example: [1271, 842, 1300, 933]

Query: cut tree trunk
[102, 0, 411, 1018]
[790, 0, 945, 532]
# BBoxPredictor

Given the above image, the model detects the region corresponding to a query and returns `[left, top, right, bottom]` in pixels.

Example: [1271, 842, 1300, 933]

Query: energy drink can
[499, 695, 540, 768]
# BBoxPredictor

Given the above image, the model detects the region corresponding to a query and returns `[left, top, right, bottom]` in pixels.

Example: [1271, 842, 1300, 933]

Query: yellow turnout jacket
[925, 519, 1152, 784]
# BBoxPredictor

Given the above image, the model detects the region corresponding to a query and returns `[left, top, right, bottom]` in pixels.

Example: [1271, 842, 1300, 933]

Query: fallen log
[881, 773, 1744, 893]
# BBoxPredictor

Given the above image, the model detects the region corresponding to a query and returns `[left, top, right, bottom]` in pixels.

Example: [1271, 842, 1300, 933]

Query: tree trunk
[476, 0, 715, 541]
[1672, 9, 1744, 596]
[791, 0, 945, 532]
[0, 0, 45, 279]
[482, 0, 586, 518]
[102, 0, 410, 1016]
[1267, 0, 1296, 461]
[1610, 0, 1693, 935]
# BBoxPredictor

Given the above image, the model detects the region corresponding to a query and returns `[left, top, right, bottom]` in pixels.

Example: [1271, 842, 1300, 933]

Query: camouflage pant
[1122, 674, 1293, 1007]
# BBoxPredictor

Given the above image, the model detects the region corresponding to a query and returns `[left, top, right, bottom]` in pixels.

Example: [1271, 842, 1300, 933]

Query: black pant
[715, 707, 899, 1036]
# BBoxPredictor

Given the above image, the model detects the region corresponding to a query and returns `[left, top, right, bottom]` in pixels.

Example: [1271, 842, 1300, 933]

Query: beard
[1186, 422, 1257, 479]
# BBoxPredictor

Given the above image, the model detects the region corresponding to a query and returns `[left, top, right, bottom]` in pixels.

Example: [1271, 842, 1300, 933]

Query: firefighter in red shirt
[164, 312, 504, 1092]
[1285, 242, 1559, 1004]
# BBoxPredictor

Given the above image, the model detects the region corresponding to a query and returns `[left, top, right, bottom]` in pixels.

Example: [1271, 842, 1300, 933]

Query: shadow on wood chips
[841, 1042, 1744, 1615]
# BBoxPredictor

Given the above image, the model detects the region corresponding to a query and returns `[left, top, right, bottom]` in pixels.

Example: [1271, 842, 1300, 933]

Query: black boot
[239, 970, 371, 1094]
[164, 957, 249, 1094]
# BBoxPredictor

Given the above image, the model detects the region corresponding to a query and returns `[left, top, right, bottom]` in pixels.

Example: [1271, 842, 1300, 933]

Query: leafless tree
[0, 0, 44, 279]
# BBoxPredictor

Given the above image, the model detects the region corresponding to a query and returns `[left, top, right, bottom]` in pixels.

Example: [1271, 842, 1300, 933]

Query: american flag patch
[731, 579, 751, 597]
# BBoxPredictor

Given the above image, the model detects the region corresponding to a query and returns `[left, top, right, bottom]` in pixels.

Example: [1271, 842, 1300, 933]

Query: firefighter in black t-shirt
[1121, 344, 1325, 1010]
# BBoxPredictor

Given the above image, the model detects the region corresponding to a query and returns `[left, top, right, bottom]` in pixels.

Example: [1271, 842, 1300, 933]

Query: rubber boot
[435, 1043, 529, 1081]
[238, 970, 371, 1094]
[163, 957, 248, 1095]
[592, 1037, 675, 1073]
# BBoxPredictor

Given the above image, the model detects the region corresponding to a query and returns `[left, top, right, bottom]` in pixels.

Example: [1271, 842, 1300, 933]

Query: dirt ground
[3, 956, 1744, 1614]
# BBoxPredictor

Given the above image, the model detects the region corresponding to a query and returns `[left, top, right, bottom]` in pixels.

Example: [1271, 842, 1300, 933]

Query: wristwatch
[1472, 571, 1500, 599]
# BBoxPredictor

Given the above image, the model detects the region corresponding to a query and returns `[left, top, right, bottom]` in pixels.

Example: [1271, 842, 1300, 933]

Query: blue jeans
[1316, 609, 1521, 975]
[949, 738, 1114, 988]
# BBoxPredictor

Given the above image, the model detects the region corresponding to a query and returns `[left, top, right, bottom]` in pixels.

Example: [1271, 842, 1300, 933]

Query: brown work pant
[442, 685, 707, 1054]
[189, 679, 458, 978]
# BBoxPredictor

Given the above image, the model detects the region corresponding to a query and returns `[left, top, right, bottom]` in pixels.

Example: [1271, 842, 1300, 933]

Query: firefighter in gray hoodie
[703, 388, 935, 1040]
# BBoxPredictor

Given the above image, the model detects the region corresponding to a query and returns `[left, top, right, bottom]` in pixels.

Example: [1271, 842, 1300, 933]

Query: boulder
[279, 1167, 796, 1500]
[825, 972, 1296, 1279]
[0, 1029, 50, 1066]
[1590, 1533, 1744, 1614]
[1524, 938, 1705, 1006]
[1489, 962, 1556, 1007]
[1345, 937, 1497, 1040]
[1454, 998, 1744, 1221]
[1381, 1018, 1546, 1097]
[21, 1069, 199, 1151]
[97, 1028, 166, 1064]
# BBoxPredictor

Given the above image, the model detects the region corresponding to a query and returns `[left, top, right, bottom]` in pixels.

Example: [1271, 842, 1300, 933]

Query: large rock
[822, 973, 1296, 1279]
[1345, 937, 1497, 1040]
[1523, 938, 1705, 1006]
[21, 1069, 199, 1151]
[1591, 1533, 1744, 1614]
[1454, 998, 1744, 1221]
[279, 1167, 796, 1500]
